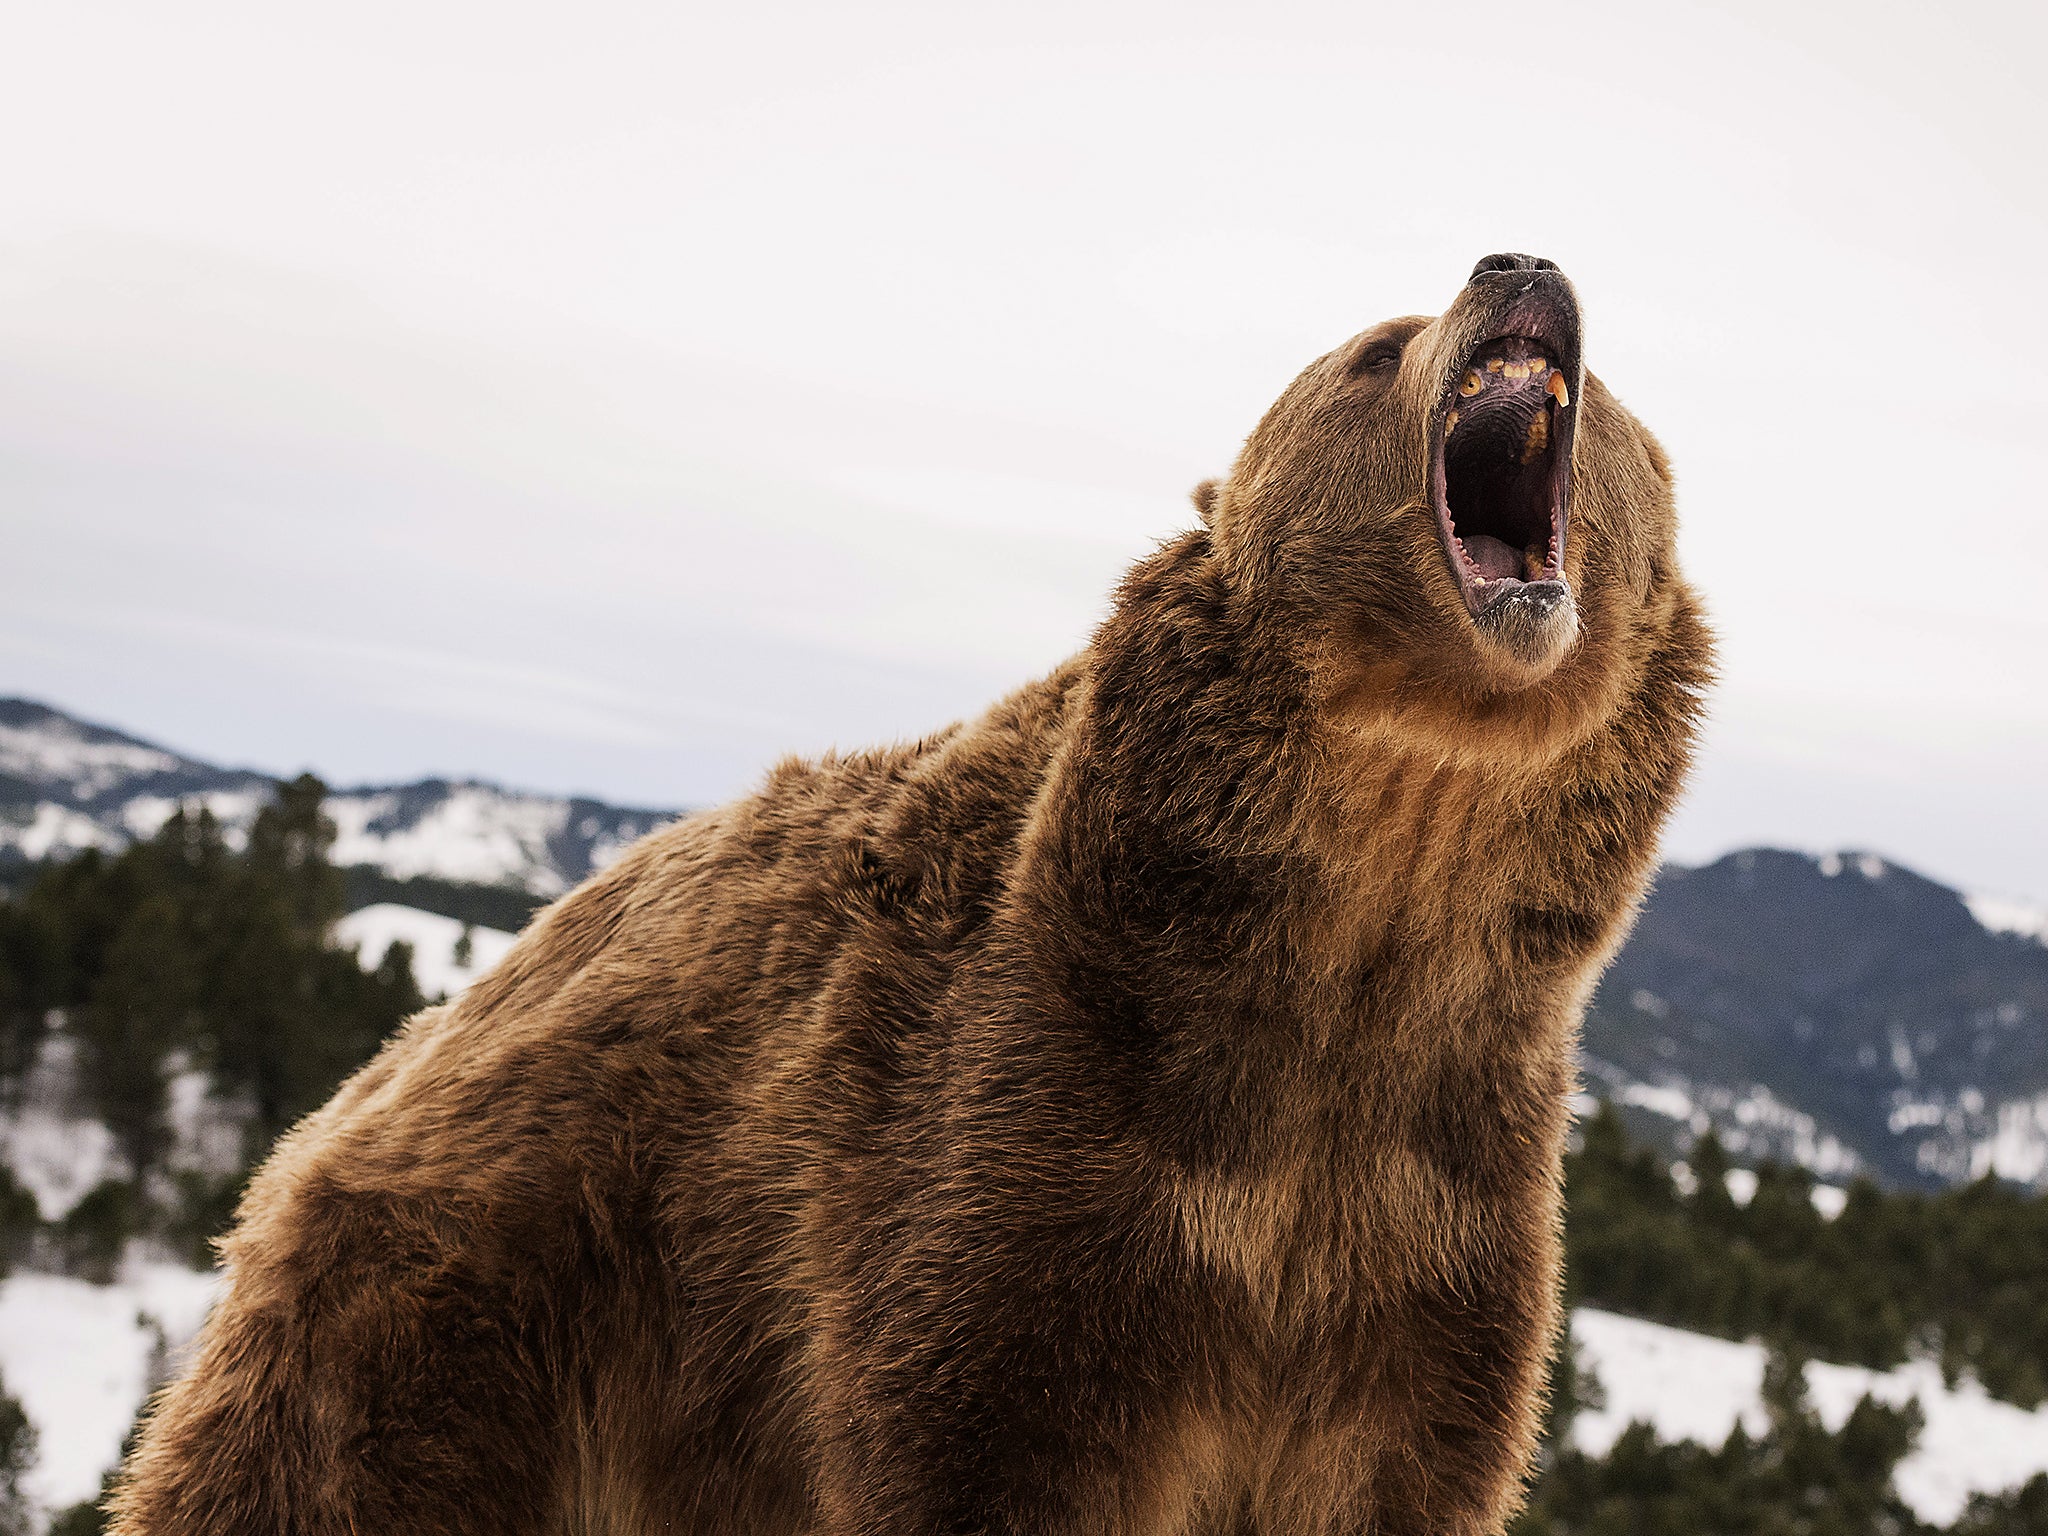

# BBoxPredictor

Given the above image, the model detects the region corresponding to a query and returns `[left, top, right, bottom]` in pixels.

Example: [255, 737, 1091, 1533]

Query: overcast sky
[2, 0, 2043, 898]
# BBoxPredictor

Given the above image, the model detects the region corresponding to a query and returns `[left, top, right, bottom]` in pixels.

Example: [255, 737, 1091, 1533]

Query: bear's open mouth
[1430, 335, 1573, 619]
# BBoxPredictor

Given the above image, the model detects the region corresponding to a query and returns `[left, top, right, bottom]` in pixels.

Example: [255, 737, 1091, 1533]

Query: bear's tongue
[1459, 533, 1524, 582]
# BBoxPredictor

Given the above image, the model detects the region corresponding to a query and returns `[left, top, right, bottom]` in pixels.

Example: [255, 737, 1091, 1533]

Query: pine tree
[0, 1372, 37, 1536]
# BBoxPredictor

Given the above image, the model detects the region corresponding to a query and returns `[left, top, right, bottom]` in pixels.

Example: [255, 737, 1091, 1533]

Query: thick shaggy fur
[111, 260, 1711, 1535]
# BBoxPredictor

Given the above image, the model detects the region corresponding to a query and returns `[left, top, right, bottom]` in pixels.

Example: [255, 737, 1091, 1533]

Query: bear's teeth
[1547, 374, 1570, 408]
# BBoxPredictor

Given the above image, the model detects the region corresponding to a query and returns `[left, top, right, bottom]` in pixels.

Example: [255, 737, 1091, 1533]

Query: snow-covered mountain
[0, 698, 674, 897]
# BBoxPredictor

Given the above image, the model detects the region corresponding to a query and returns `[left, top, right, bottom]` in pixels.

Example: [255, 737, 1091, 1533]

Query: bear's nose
[1470, 253, 1561, 281]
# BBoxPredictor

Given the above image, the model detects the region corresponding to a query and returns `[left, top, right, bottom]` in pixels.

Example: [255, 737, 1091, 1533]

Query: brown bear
[109, 253, 1711, 1535]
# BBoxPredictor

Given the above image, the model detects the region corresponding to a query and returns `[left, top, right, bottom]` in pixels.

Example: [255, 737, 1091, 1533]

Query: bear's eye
[1350, 340, 1403, 377]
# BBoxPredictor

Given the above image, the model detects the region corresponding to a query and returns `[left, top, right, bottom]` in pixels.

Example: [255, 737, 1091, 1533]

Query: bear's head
[1207, 254, 1692, 769]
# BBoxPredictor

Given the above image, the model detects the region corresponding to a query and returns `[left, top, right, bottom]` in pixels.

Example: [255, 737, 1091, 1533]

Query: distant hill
[4, 697, 2045, 1191]
[1584, 848, 2048, 1190]
[0, 698, 674, 897]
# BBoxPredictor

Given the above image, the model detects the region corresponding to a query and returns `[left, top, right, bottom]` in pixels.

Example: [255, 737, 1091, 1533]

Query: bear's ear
[1190, 478, 1224, 527]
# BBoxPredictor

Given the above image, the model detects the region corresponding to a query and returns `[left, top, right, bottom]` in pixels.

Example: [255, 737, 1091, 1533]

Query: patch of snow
[115, 790, 264, 848]
[1573, 1308, 1771, 1456]
[1894, 1089, 2048, 1189]
[0, 1256, 221, 1515]
[1573, 1308, 2048, 1526]
[586, 826, 650, 872]
[160, 1060, 246, 1184]
[0, 723, 177, 799]
[1967, 892, 2048, 947]
[1620, 1081, 1697, 1123]
[1, 1035, 121, 1220]
[1722, 1084, 1863, 1178]
[1856, 852, 1887, 880]
[1891, 1095, 1951, 1134]
[0, 803, 124, 862]
[327, 788, 570, 894]
[1805, 1357, 2048, 1526]
[333, 905, 517, 1000]
[1968, 1093, 2048, 1185]
[1810, 1183, 1849, 1220]
[1819, 851, 1844, 877]
[1583, 1065, 1864, 1182]
[4, 1111, 118, 1224]
[1724, 1167, 1758, 1207]
[1629, 989, 1670, 1019]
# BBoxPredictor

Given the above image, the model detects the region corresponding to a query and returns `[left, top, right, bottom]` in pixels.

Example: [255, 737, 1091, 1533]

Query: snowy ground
[332, 903, 518, 1001]
[0, 1288, 2042, 1526]
[0, 1258, 220, 1515]
[1574, 1307, 2048, 1525]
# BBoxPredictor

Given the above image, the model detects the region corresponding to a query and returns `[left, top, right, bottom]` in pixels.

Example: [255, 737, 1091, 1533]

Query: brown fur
[110, 258, 1711, 1535]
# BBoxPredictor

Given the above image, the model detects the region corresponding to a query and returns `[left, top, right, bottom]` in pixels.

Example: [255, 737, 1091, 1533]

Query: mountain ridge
[0, 697, 674, 896]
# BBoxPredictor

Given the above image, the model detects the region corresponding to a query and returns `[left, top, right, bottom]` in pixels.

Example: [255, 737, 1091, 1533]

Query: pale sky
[2, 0, 2043, 898]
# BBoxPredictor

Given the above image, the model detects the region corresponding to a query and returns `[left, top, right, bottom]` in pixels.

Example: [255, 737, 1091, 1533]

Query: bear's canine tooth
[1547, 374, 1570, 408]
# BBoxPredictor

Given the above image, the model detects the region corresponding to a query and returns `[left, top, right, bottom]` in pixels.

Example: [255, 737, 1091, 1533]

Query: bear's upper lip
[1427, 300, 1579, 624]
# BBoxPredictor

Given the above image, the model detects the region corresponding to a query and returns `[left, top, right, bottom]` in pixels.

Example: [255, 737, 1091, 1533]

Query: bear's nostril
[1470, 253, 1560, 280]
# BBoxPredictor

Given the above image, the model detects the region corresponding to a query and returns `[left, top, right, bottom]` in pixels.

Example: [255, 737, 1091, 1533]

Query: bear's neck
[1023, 531, 1699, 1062]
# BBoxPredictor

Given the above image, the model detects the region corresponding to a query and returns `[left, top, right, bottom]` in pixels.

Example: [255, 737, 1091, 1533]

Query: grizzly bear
[110, 253, 1711, 1535]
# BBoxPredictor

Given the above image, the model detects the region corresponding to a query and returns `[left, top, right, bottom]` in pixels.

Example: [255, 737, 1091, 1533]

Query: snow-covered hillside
[0, 1262, 220, 1514]
[1574, 1308, 2048, 1526]
[0, 698, 673, 896]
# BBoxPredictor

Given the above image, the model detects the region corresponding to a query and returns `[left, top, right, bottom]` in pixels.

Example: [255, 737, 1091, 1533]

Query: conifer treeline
[1566, 1102, 2048, 1408]
[1511, 1105, 2048, 1530]
[1515, 1340, 2048, 1534]
[0, 776, 424, 1271]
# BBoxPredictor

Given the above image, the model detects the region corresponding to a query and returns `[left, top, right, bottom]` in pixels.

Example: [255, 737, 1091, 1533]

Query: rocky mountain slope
[1584, 849, 2048, 1189]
